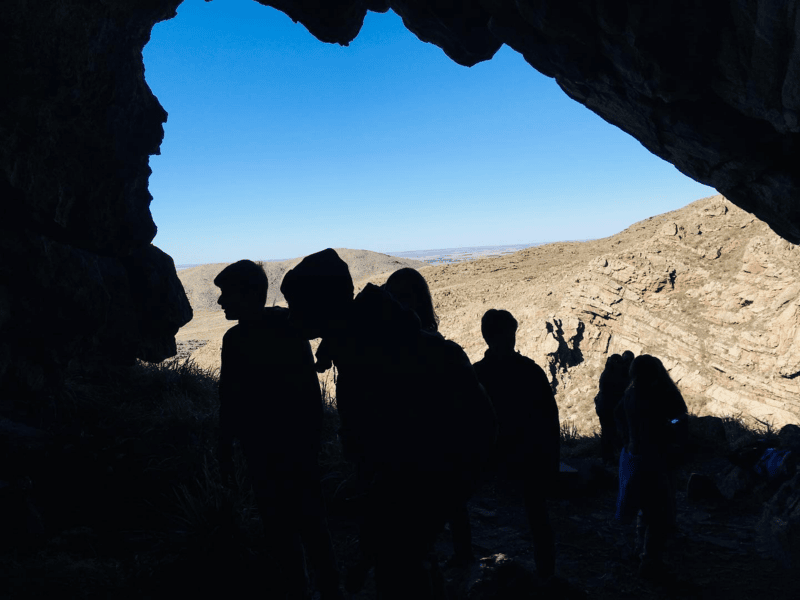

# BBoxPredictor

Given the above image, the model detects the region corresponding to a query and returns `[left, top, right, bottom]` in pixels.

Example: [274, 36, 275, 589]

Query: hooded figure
[281, 249, 495, 600]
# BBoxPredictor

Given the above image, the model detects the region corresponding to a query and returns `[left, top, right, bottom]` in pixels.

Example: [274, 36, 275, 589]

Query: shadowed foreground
[0, 358, 796, 598]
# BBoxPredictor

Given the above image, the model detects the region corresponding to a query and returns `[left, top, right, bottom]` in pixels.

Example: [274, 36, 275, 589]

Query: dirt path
[331, 456, 794, 599]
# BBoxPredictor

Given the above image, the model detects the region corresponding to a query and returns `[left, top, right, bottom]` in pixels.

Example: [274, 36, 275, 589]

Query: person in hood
[281, 249, 494, 600]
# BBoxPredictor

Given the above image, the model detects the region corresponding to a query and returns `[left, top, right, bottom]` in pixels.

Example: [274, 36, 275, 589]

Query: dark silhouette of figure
[473, 309, 560, 583]
[614, 354, 688, 581]
[594, 353, 630, 465]
[384, 267, 475, 567]
[214, 260, 341, 600]
[280, 249, 495, 600]
[621, 350, 635, 370]
[384, 267, 440, 333]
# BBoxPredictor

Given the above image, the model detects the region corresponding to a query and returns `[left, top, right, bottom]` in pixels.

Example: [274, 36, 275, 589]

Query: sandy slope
[173, 195, 800, 431]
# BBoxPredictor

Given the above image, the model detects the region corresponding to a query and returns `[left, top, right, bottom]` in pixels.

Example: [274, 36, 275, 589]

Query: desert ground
[175, 195, 800, 431]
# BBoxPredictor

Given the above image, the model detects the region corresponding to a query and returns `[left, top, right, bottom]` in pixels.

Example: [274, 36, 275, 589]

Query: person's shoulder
[515, 352, 544, 372]
[262, 306, 290, 328]
[222, 322, 243, 344]
[419, 331, 468, 363]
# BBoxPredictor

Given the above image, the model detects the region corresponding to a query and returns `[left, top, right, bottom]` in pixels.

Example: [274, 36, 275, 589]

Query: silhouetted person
[594, 354, 629, 465]
[614, 354, 688, 581]
[384, 267, 477, 567]
[384, 267, 440, 333]
[473, 309, 560, 583]
[214, 260, 341, 600]
[621, 350, 635, 369]
[280, 249, 495, 600]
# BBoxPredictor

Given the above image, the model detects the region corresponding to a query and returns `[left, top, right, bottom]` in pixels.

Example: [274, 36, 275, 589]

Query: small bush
[722, 412, 781, 451]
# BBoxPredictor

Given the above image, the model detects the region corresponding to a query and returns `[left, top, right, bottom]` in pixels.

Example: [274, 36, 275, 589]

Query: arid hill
[177, 195, 800, 431]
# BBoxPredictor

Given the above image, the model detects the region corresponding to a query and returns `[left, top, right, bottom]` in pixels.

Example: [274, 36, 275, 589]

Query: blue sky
[144, 0, 715, 265]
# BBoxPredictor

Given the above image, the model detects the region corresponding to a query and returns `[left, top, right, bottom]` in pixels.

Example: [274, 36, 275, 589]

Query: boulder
[464, 553, 538, 599]
[758, 470, 800, 570]
[686, 472, 724, 504]
[716, 464, 756, 501]
[0, 478, 45, 552]
[780, 424, 800, 453]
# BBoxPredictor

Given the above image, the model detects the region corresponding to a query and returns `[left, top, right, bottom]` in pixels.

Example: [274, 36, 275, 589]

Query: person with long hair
[594, 353, 630, 465]
[383, 268, 440, 333]
[384, 268, 482, 569]
[615, 354, 688, 581]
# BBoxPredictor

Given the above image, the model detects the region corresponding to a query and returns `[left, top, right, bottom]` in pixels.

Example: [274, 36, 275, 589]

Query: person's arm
[315, 338, 333, 373]
[218, 331, 236, 488]
[532, 363, 560, 482]
[614, 390, 629, 452]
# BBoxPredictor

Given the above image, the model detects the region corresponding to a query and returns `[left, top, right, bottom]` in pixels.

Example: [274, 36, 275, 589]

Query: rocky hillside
[392, 194, 799, 431]
[176, 195, 800, 431]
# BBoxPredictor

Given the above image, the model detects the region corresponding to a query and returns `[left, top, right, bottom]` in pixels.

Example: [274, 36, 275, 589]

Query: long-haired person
[615, 354, 688, 580]
[385, 268, 483, 568]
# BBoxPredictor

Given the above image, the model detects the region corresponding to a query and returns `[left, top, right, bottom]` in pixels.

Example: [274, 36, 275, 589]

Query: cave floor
[332, 455, 794, 600]
[1, 453, 794, 599]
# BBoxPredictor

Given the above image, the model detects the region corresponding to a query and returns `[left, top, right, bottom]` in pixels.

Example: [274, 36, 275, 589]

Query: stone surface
[180, 197, 800, 433]
[758, 469, 800, 570]
[686, 472, 724, 504]
[717, 465, 755, 501]
[396, 195, 800, 432]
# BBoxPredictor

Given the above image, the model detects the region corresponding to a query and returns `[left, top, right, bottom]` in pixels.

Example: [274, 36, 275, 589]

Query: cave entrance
[143, 0, 713, 267]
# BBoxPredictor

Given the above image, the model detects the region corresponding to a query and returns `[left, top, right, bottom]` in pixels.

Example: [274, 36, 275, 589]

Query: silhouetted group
[213, 248, 689, 598]
[595, 349, 689, 580]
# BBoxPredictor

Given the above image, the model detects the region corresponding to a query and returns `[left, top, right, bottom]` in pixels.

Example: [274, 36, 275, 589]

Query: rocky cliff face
[1, 1, 189, 397]
[417, 196, 800, 431]
[3, 0, 800, 399]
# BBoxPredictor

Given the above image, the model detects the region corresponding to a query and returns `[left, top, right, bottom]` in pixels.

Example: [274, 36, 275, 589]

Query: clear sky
[144, 0, 715, 265]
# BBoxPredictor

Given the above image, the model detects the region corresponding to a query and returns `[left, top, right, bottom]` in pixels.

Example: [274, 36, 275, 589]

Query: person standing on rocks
[473, 309, 560, 584]
[594, 353, 630, 465]
[280, 249, 495, 600]
[614, 354, 688, 581]
[214, 260, 342, 600]
[383, 267, 489, 568]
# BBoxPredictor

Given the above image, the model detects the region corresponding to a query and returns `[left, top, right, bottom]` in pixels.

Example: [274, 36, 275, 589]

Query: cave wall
[1, 0, 191, 398]
[2, 0, 800, 397]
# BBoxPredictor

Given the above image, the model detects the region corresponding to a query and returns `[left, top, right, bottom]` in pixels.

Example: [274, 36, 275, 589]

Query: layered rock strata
[416, 196, 800, 430]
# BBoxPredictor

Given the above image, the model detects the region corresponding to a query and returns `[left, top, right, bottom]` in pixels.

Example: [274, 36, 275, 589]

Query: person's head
[622, 350, 635, 367]
[629, 354, 670, 384]
[384, 268, 439, 332]
[214, 260, 268, 321]
[604, 353, 624, 372]
[280, 248, 354, 339]
[481, 309, 518, 352]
